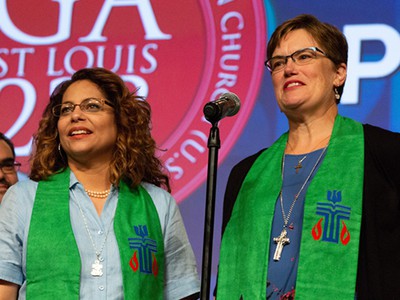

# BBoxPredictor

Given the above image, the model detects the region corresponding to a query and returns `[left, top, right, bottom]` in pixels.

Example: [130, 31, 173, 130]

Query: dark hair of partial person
[266, 14, 348, 103]
[0, 132, 16, 158]
[30, 67, 171, 192]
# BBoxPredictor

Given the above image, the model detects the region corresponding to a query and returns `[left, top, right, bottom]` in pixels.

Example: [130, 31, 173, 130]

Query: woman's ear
[334, 63, 347, 87]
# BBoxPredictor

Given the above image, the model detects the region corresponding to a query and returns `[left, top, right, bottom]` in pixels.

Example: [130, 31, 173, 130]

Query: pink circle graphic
[0, 0, 266, 202]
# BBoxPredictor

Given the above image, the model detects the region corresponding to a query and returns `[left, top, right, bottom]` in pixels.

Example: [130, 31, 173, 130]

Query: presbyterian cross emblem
[128, 225, 159, 276]
[311, 190, 352, 245]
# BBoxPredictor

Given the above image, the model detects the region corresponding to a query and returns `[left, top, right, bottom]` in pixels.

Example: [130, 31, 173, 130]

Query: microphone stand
[200, 120, 220, 300]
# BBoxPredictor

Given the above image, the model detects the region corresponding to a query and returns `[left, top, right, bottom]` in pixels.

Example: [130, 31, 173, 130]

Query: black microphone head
[220, 92, 241, 116]
[203, 92, 241, 123]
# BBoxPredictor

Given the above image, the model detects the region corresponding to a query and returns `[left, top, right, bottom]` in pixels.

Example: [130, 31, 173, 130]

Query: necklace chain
[280, 146, 328, 228]
[298, 155, 307, 164]
[294, 155, 307, 173]
[75, 190, 114, 276]
[273, 146, 328, 261]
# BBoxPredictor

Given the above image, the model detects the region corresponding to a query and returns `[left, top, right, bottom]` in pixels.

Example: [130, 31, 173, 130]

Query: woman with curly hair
[0, 67, 200, 299]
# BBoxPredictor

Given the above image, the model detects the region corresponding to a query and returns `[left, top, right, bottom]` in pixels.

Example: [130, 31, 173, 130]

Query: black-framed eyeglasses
[265, 47, 328, 72]
[0, 159, 21, 174]
[52, 97, 114, 117]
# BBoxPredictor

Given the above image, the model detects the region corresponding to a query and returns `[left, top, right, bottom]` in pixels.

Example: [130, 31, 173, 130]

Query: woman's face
[57, 79, 117, 165]
[270, 29, 346, 118]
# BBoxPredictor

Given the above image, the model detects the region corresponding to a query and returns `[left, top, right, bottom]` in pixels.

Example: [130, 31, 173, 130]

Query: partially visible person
[216, 14, 400, 299]
[0, 67, 200, 299]
[0, 133, 20, 203]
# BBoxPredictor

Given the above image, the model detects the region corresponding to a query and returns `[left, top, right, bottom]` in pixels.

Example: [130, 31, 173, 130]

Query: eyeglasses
[0, 159, 21, 174]
[52, 98, 114, 117]
[265, 47, 328, 72]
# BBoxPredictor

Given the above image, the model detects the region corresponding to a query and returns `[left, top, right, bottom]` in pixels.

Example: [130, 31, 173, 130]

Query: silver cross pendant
[273, 228, 290, 261]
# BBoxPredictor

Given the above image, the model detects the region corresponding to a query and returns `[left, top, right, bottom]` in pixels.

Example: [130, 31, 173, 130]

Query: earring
[334, 87, 340, 100]
[58, 143, 66, 163]
[58, 143, 62, 157]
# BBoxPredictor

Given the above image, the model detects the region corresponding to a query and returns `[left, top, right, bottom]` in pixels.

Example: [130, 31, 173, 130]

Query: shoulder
[2, 179, 38, 207]
[140, 182, 177, 231]
[0, 180, 38, 224]
[8, 178, 38, 190]
[363, 124, 400, 159]
[363, 124, 400, 182]
[364, 123, 400, 144]
[221, 149, 267, 234]
[140, 182, 174, 209]
[228, 149, 267, 182]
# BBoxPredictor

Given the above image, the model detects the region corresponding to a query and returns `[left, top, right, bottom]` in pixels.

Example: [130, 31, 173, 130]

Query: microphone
[203, 92, 241, 123]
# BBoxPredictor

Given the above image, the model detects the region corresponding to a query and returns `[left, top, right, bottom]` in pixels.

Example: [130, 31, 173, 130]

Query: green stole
[26, 169, 164, 299]
[217, 115, 364, 299]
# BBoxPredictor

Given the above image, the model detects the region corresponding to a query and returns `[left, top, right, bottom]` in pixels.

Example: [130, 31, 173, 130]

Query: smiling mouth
[69, 129, 92, 136]
[285, 82, 302, 89]
[69, 129, 92, 137]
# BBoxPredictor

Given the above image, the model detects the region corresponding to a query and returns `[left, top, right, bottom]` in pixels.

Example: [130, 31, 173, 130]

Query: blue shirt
[267, 148, 326, 299]
[0, 171, 200, 299]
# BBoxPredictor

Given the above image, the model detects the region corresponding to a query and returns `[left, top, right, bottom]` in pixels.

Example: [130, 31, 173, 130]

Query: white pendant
[91, 259, 103, 277]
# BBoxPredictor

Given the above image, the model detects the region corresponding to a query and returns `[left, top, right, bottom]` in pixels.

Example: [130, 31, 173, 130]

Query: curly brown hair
[266, 14, 348, 103]
[30, 67, 171, 192]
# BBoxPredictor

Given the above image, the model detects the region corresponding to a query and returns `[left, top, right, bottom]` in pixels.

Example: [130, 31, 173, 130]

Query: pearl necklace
[84, 188, 111, 199]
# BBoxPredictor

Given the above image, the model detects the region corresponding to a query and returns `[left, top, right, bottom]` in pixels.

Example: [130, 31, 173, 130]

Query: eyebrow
[0, 158, 14, 164]
[271, 48, 305, 58]
[61, 97, 97, 104]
